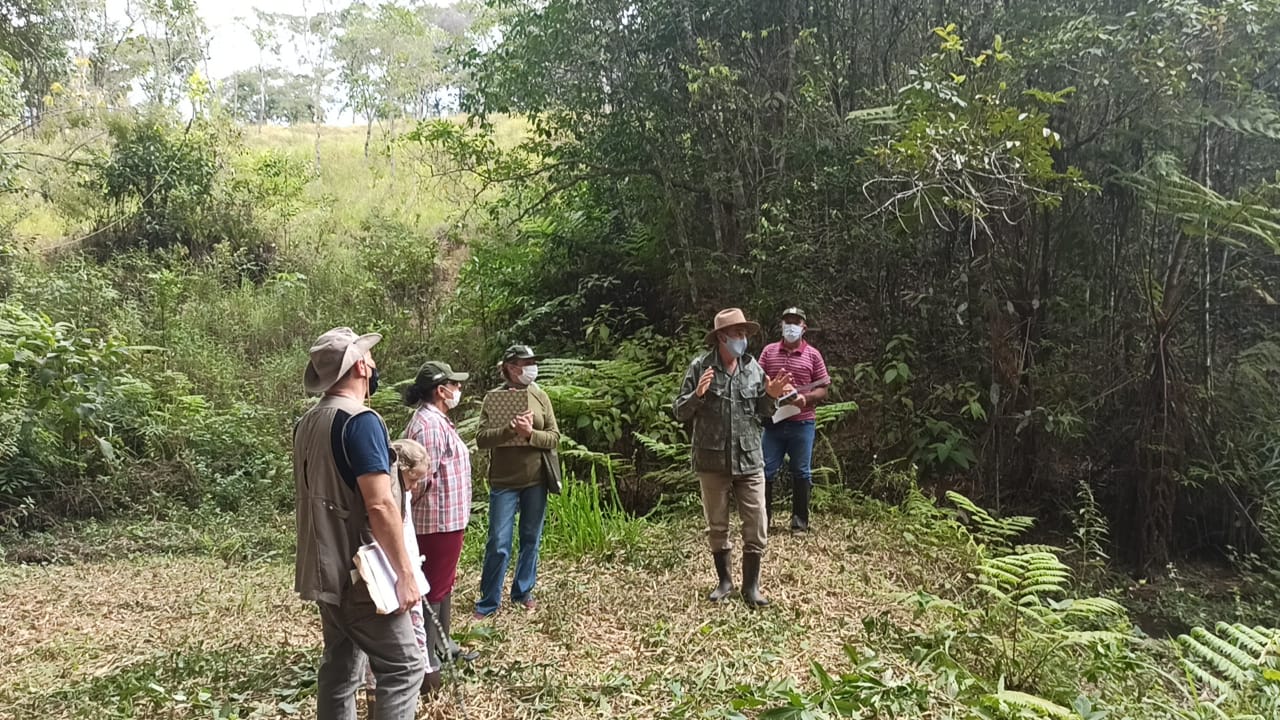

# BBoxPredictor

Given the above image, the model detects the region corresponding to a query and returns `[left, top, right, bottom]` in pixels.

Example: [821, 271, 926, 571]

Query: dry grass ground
[0, 506, 966, 720]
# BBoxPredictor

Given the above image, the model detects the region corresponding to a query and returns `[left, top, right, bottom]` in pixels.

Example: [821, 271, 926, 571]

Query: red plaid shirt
[403, 405, 473, 534]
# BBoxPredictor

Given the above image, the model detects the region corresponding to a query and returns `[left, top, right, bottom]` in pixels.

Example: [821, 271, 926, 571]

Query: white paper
[771, 404, 802, 423]
[352, 491, 431, 614]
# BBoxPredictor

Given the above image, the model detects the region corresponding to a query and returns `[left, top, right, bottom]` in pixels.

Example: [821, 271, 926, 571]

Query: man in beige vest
[294, 328, 426, 719]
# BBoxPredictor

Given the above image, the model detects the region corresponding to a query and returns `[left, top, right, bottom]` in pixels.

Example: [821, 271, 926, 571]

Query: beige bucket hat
[304, 327, 382, 394]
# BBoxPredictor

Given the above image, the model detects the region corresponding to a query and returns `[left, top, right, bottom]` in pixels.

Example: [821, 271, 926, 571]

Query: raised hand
[765, 372, 794, 399]
[695, 367, 716, 397]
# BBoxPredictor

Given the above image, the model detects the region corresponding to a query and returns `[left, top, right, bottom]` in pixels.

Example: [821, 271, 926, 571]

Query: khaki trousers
[697, 470, 768, 555]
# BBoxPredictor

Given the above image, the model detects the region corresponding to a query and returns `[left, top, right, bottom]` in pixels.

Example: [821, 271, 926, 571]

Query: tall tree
[0, 0, 74, 123]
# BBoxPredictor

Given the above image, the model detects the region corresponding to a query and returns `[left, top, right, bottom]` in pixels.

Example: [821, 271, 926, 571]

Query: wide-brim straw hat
[703, 308, 761, 345]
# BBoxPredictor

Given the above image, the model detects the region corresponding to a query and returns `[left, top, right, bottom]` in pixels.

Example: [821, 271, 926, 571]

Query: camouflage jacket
[672, 349, 775, 475]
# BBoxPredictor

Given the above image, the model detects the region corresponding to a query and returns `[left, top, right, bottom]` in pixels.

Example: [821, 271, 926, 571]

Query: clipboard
[482, 388, 532, 447]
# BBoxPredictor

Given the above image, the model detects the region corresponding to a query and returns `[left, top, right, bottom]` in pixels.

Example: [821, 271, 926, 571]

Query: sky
[106, 0, 353, 79]
[102, 0, 462, 121]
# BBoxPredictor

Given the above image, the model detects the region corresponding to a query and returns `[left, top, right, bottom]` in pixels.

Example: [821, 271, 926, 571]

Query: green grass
[5, 114, 528, 252]
[37, 646, 318, 719]
[543, 466, 649, 562]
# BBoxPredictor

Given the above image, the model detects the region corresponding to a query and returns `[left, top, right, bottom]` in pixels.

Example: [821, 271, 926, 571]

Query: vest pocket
[312, 496, 353, 598]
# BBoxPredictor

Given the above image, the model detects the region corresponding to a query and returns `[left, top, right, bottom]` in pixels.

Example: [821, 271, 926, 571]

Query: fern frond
[1020, 583, 1069, 597]
[946, 491, 1037, 549]
[1015, 543, 1066, 554]
[814, 401, 859, 430]
[1058, 630, 1128, 646]
[1059, 597, 1128, 619]
[1192, 627, 1260, 674]
[988, 689, 1074, 718]
[1183, 634, 1253, 686]
[1208, 107, 1280, 141]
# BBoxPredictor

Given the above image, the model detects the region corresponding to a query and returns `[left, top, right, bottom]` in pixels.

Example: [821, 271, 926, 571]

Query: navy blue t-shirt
[331, 409, 392, 491]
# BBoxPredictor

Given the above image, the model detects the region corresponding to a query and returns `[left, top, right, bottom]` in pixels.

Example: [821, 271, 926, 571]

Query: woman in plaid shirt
[401, 361, 477, 665]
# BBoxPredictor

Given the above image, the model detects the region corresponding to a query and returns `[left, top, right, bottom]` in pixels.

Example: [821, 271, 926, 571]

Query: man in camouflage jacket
[674, 308, 792, 607]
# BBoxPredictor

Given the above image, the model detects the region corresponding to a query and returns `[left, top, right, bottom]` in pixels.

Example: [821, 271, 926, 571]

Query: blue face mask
[725, 337, 748, 358]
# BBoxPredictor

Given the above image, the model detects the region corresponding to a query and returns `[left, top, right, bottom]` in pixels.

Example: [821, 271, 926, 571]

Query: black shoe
[789, 516, 810, 534]
[708, 550, 734, 601]
[741, 553, 769, 607]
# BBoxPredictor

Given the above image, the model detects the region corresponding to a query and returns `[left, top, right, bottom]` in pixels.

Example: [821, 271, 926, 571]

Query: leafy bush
[0, 298, 289, 526]
[93, 114, 222, 252]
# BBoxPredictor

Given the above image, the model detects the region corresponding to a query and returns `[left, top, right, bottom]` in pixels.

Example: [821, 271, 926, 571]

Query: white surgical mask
[725, 337, 748, 358]
[445, 388, 462, 409]
[782, 323, 804, 343]
[518, 364, 538, 385]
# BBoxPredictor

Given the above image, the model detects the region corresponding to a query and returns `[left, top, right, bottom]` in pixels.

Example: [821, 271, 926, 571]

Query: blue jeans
[763, 419, 815, 527]
[476, 484, 548, 616]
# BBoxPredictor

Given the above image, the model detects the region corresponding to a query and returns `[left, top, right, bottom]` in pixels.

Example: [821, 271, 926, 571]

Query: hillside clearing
[0, 507, 962, 719]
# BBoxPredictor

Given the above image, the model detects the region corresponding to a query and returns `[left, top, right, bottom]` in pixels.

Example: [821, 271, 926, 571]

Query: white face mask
[445, 387, 461, 409]
[517, 364, 538, 385]
[782, 323, 804, 343]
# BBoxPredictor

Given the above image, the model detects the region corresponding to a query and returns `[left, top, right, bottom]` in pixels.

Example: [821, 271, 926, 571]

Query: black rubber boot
[439, 594, 478, 662]
[422, 669, 442, 697]
[790, 478, 811, 534]
[741, 553, 770, 607]
[426, 601, 447, 665]
[708, 550, 734, 601]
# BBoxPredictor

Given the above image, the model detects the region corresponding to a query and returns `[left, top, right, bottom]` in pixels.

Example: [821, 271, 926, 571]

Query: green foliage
[731, 647, 931, 718]
[869, 25, 1089, 230]
[0, 274, 291, 526]
[93, 115, 222, 252]
[1176, 623, 1280, 707]
[37, 646, 317, 719]
[353, 212, 440, 339]
[0, 300, 135, 521]
[543, 466, 647, 562]
[946, 491, 1037, 553]
[854, 336, 984, 474]
[1069, 480, 1112, 592]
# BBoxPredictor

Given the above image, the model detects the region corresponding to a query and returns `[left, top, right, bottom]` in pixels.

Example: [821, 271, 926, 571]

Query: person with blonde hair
[359, 437, 441, 713]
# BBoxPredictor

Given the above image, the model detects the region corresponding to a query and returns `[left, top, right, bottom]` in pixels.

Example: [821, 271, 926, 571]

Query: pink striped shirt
[403, 405, 473, 534]
[758, 340, 830, 422]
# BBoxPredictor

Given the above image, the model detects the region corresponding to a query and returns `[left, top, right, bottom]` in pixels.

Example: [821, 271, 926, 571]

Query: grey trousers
[316, 582, 426, 720]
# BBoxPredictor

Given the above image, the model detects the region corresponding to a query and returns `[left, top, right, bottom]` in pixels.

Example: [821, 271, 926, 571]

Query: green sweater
[476, 383, 560, 489]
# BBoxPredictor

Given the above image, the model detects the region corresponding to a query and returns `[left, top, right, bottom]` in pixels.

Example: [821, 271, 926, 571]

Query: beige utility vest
[293, 394, 403, 605]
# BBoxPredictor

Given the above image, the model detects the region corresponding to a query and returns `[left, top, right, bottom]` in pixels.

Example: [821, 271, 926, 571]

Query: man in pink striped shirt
[757, 307, 830, 533]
